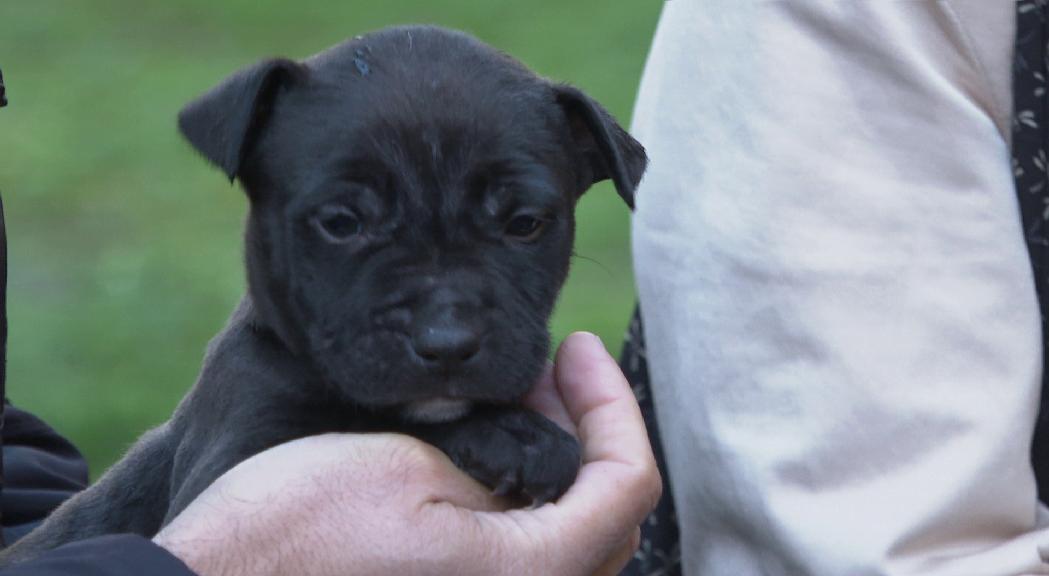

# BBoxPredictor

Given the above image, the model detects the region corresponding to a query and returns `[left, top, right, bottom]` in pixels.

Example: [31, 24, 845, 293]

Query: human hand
[153, 332, 662, 576]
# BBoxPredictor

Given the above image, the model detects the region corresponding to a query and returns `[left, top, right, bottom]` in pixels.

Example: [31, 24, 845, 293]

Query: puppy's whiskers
[571, 252, 613, 279]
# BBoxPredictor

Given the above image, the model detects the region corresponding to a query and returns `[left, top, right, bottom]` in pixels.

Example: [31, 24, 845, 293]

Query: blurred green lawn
[0, 1, 662, 478]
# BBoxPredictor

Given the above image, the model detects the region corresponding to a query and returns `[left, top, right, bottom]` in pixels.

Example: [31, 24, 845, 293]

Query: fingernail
[579, 331, 603, 348]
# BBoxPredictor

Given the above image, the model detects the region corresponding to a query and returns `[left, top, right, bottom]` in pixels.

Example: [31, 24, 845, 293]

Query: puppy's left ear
[178, 58, 307, 182]
[554, 85, 647, 209]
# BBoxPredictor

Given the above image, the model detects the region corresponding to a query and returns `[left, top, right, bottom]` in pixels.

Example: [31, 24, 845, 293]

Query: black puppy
[0, 25, 646, 564]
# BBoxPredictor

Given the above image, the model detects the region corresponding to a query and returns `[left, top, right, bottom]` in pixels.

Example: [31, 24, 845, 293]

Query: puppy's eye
[313, 206, 362, 243]
[505, 214, 546, 242]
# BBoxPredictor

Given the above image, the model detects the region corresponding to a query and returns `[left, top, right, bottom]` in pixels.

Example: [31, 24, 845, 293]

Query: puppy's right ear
[178, 58, 306, 182]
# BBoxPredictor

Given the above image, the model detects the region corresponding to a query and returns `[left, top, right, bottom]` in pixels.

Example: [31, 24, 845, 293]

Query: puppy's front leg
[162, 415, 335, 525]
[414, 407, 581, 504]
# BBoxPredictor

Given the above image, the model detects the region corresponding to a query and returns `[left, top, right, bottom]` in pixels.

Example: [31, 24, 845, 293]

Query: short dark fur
[0, 25, 646, 564]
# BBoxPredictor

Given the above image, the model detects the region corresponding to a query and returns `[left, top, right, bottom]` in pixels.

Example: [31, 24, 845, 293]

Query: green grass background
[0, 1, 662, 478]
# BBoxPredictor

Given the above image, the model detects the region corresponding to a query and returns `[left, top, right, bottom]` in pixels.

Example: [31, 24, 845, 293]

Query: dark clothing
[618, 310, 680, 575]
[1014, 0, 1049, 502]
[0, 403, 194, 575]
[2, 404, 88, 544]
[0, 535, 192, 576]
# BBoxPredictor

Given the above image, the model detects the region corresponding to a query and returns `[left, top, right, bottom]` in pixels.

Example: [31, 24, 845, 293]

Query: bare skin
[153, 332, 661, 576]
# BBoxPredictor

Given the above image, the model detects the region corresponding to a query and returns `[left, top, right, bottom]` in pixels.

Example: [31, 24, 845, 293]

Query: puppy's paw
[423, 408, 581, 504]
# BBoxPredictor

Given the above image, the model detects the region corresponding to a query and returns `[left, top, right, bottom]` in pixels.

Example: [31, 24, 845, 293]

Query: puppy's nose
[411, 323, 482, 370]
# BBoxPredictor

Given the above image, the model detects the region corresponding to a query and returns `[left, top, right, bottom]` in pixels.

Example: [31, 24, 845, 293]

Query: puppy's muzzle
[408, 286, 486, 372]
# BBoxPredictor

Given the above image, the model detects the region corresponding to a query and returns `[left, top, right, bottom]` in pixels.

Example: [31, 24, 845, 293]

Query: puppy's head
[178, 26, 646, 421]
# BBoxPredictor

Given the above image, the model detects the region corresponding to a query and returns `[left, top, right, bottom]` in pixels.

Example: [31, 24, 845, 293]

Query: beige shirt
[632, 1, 1049, 574]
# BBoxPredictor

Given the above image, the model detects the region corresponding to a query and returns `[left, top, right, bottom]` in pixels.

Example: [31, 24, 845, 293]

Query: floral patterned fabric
[1015, 0, 1049, 503]
[619, 308, 680, 575]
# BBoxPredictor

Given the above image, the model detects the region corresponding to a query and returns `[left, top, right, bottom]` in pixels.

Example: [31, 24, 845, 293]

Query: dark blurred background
[0, 1, 662, 478]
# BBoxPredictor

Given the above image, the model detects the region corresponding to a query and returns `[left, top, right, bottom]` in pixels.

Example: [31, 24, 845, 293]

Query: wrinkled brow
[473, 159, 563, 219]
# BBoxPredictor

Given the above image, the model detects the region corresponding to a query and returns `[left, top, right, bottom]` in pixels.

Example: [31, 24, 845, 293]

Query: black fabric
[1014, 0, 1049, 503]
[0, 403, 88, 544]
[0, 406, 197, 574]
[619, 308, 681, 575]
[0, 123, 9, 542]
[0, 66, 7, 107]
[0, 535, 193, 576]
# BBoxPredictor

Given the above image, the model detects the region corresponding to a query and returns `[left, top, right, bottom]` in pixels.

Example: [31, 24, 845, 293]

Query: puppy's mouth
[400, 398, 474, 423]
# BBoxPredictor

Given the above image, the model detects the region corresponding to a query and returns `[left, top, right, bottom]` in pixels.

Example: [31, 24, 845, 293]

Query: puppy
[0, 25, 646, 565]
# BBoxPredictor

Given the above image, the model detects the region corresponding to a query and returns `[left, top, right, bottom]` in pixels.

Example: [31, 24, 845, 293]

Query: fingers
[526, 332, 661, 570]
[521, 362, 576, 435]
